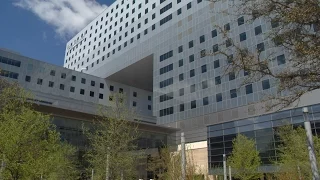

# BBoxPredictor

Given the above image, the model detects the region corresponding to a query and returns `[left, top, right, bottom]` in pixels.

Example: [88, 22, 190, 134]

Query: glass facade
[207, 104, 320, 174]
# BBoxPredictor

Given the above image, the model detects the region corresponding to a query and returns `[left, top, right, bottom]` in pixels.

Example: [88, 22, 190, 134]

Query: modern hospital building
[1, 0, 320, 178]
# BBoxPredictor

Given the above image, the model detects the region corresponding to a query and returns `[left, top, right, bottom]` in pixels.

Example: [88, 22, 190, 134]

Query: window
[189, 54, 194, 62]
[90, 91, 94, 97]
[202, 80, 208, 89]
[179, 73, 184, 81]
[25, 75, 31, 82]
[238, 16, 244, 26]
[148, 105, 152, 110]
[152, 13, 156, 19]
[190, 84, 196, 93]
[203, 97, 209, 105]
[246, 84, 253, 94]
[80, 89, 85, 95]
[191, 100, 196, 109]
[133, 92, 137, 97]
[160, 92, 173, 102]
[177, 0, 181, 3]
[81, 78, 86, 84]
[257, 42, 265, 52]
[160, 2, 172, 14]
[229, 72, 236, 81]
[212, 29, 217, 38]
[91, 81, 95, 86]
[152, 24, 156, 30]
[277, 54, 286, 65]
[148, 95, 152, 101]
[180, 104, 184, 112]
[37, 78, 43, 85]
[179, 59, 183, 67]
[159, 50, 173, 62]
[213, 44, 219, 52]
[145, 18, 148, 24]
[160, 14, 172, 26]
[216, 93, 222, 102]
[133, 101, 137, 107]
[214, 60, 220, 68]
[177, 8, 182, 15]
[178, 45, 183, 53]
[201, 65, 207, 73]
[159, 77, 173, 88]
[99, 94, 104, 99]
[160, 64, 173, 75]
[240, 32, 246, 41]
[197, 0, 202, 3]
[49, 81, 54, 87]
[190, 69, 195, 77]
[255, 26, 262, 35]
[271, 19, 279, 28]
[159, 107, 174, 117]
[200, 35, 205, 43]
[179, 88, 184, 96]
[226, 39, 232, 47]
[50, 70, 55, 76]
[262, 79, 270, 90]
[60, 84, 65, 90]
[100, 83, 104, 89]
[119, 88, 123, 93]
[110, 85, 114, 91]
[224, 23, 230, 31]
[230, 89, 237, 98]
[187, 2, 192, 9]
[61, 73, 66, 79]
[215, 76, 221, 85]
[189, 41, 193, 48]
[70, 86, 75, 92]
[152, 3, 156, 9]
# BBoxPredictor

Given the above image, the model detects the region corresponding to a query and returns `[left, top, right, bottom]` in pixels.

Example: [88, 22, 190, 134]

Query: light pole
[302, 107, 320, 180]
[223, 154, 227, 180]
[181, 132, 186, 180]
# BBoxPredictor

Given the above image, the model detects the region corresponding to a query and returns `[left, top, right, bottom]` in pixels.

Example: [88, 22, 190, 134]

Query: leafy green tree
[86, 93, 141, 179]
[275, 125, 320, 180]
[0, 79, 78, 179]
[227, 134, 262, 180]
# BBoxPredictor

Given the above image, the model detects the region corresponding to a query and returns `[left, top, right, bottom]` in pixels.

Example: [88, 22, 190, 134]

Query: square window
[50, 70, 55, 76]
[37, 78, 43, 85]
[230, 89, 237, 98]
[202, 80, 208, 89]
[179, 59, 183, 67]
[179, 88, 184, 96]
[201, 65, 207, 73]
[178, 46, 183, 53]
[190, 84, 196, 93]
[246, 84, 253, 94]
[179, 73, 184, 81]
[187, 2, 192, 9]
[224, 23, 230, 31]
[90, 91, 94, 97]
[110, 85, 114, 91]
[214, 60, 220, 68]
[91, 81, 95, 86]
[99, 93, 104, 99]
[60, 84, 65, 90]
[213, 44, 219, 52]
[191, 100, 196, 109]
[240, 32, 246, 41]
[180, 104, 184, 112]
[148, 95, 152, 101]
[229, 72, 236, 81]
[215, 76, 221, 85]
[262, 79, 270, 90]
[70, 86, 75, 92]
[61, 73, 66, 79]
[200, 50, 206, 58]
[200, 35, 205, 43]
[189, 55, 194, 62]
[81, 78, 86, 84]
[152, 24, 155, 30]
[226, 39, 232, 47]
[257, 42, 265, 52]
[80, 89, 85, 95]
[177, 8, 182, 15]
[133, 101, 137, 107]
[49, 81, 54, 87]
[189, 41, 193, 48]
[203, 97, 209, 105]
[190, 69, 195, 77]
[100, 83, 104, 89]
[277, 54, 286, 65]
[216, 93, 222, 102]
[25, 75, 31, 82]
[148, 105, 152, 110]
[133, 91, 137, 97]
[238, 16, 244, 26]
[255, 26, 262, 35]
[119, 88, 123, 93]
[212, 29, 217, 38]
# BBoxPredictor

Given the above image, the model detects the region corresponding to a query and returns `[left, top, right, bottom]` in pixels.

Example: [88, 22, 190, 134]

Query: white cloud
[14, 0, 107, 39]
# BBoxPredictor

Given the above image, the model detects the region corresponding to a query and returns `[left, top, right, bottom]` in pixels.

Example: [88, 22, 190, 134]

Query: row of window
[159, 77, 173, 88]
[0, 70, 19, 79]
[0, 56, 21, 67]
